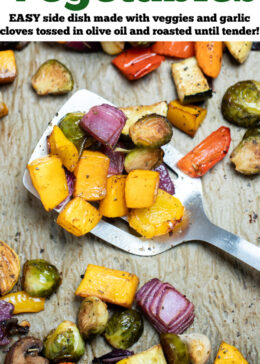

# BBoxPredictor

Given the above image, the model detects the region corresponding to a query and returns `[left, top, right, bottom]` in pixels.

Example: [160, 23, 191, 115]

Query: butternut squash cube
[57, 197, 101, 236]
[48, 125, 79, 172]
[99, 175, 128, 218]
[0, 50, 17, 84]
[167, 99, 207, 137]
[27, 155, 69, 211]
[75, 264, 139, 308]
[125, 170, 159, 208]
[74, 151, 110, 201]
[129, 189, 184, 238]
[214, 342, 248, 364]
[117, 345, 167, 364]
[0, 92, 8, 118]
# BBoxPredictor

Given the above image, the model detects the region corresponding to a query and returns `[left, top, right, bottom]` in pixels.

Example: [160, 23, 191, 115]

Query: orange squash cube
[27, 155, 69, 211]
[99, 175, 128, 218]
[125, 170, 159, 208]
[48, 125, 79, 172]
[0, 50, 17, 84]
[75, 264, 139, 308]
[73, 151, 110, 201]
[57, 197, 101, 236]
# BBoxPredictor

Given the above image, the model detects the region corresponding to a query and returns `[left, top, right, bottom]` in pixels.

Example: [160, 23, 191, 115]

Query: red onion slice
[101, 144, 125, 176]
[56, 170, 75, 210]
[80, 104, 126, 148]
[154, 163, 175, 195]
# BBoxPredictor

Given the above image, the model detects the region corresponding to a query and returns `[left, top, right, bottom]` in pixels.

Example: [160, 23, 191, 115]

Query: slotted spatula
[23, 90, 260, 271]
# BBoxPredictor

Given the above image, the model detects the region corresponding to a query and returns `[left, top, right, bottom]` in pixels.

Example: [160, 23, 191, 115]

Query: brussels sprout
[129, 114, 173, 148]
[22, 259, 61, 298]
[230, 127, 260, 175]
[59, 112, 94, 153]
[31, 59, 74, 96]
[124, 148, 164, 173]
[104, 310, 143, 349]
[43, 321, 85, 362]
[160, 333, 189, 364]
[222, 81, 260, 128]
[77, 296, 108, 340]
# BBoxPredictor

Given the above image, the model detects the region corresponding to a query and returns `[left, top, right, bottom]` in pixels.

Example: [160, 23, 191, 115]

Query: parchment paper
[0, 42, 259, 363]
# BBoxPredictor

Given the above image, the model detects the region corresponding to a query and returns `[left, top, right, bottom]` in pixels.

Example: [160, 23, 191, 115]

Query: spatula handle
[203, 221, 260, 271]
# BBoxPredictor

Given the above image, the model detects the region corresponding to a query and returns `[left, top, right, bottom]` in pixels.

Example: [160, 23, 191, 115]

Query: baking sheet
[0, 42, 259, 363]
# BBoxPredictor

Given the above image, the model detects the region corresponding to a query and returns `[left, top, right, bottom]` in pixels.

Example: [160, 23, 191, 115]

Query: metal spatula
[23, 90, 260, 271]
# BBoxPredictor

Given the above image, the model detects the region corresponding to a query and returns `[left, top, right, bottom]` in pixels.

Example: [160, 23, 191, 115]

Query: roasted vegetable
[0, 92, 8, 118]
[99, 175, 128, 218]
[48, 126, 79, 172]
[230, 127, 260, 175]
[56, 170, 75, 210]
[195, 42, 223, 79]
[129, 114, 172, 148]
[43, 321, 85, 362]
[105, 310, 143, 349]
[60, 41, 100, 52]
[0, 291, 45, 314]
[0, 241, 20, 296]
[214, 341, 248, 364]
[129, 42, 152, 48]
[92, 349, 134, 363]
[32, 59, 73, 96]
[117, 344, 167, 364]
[73, 150, 110, 201]
[152, 42, 195, 58]
[80, 104, 126, 148]
[0, 50, 17, 84]
[128, 189, 184, 238]
[136, 278, 194, 334]
[124, 148, 163, 173]
[57, 197, 101, 236]
[0, 42, 28, 51]
[167, 100, 207, 137]
[112, 47, 165, 80]
[59, 112, 91, 152]
[75, 264, 139, 308]
[125, 170, 159, 208]
[160, 333, 189, 364]
[22, 259, 61, 298]
[121, 101, 168, 136]
[155, 164, 175, 195]
[4, 337, 49, 364]
[180, 333, 211, 364]
[221, 80, 260, 128]
[101, 42, 125, 55]
[225, 42, 252, 64]
[27, 155, 69, 211]
[101, 145, 125, 176]
[177, 127, 231, 178]
[171, 57, 212, 104]
[77, 296, 108, 339]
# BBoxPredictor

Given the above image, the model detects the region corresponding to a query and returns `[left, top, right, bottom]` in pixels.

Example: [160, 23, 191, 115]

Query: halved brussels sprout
[31, 59, 74, 96]
[160, 333, 189, 364]
[59, 112, 94, 153]
[222, 81, 260, 128]
[77, 296, 108, 340]
[124, 148, 164, 173]
[105, 309, 143, 349]
[22, 259, 61, 298]
[129, 114, 173, 148]
[230, 127, 260, 175]
[43, 321, 85, 362]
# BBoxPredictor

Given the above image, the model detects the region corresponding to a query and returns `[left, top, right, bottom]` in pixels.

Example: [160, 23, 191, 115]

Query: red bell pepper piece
[112, 47, 165, 80]
[177, 126, 231, 178]
[151, 42, 195, 58]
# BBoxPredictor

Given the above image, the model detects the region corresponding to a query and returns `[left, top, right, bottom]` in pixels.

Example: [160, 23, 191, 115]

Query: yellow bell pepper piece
[117, 345, 167, 364]
[75, 264, 139, 308]
[99, 175, 128, 218]
[74, 151, 110, 201]
[167, 100, 207, 137]
[27, 155, 69, 211]
[214, 342, 249, 364]
[0, 291, 45, 314]
[48, 125, 79, 172]
[57, 197, 101, 236]
[125, 170, 159, 208]
[0, 50, 17, 84]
